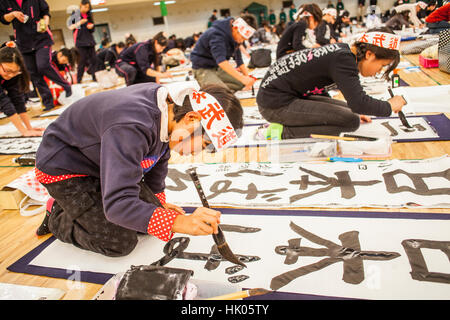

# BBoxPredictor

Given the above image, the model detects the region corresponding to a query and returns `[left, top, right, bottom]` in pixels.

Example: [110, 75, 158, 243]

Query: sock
[265, 123, 284, 140]
[36, 198, 54, 236]
[65, 86, 72, 98]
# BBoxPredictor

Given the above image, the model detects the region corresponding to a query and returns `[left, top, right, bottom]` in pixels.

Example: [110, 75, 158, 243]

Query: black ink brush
[388, 87, 412, 129]
[187, 167, 246, 268]
[342, 134, 378, 141]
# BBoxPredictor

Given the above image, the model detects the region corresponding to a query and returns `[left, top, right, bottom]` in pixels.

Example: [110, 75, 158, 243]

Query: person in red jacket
[425, 3, 450, 34]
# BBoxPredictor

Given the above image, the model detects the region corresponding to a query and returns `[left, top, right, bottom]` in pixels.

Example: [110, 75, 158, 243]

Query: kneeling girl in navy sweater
[35, 83, 243, 257]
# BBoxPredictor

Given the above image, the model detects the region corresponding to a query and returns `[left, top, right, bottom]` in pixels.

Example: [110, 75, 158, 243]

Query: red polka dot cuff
[155, 192, 166, 205]
[147, 207, 181, 242]
[35, 167, 88, 184]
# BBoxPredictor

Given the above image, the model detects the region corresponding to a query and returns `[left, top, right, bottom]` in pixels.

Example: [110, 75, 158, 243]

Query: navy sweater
[190, 18, 244, 69]
[36, 83, 171, 233]
[118, 41, 158, 74]
[258, 43, 392, 117]
[97, 45, 120, 68]
[0, 0, 53, 53]
[0, 76, 27, 116]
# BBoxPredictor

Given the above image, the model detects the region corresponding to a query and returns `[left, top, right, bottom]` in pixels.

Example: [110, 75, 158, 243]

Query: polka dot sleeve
[147, 207, 181, 242]
[155, 192, 166, 205]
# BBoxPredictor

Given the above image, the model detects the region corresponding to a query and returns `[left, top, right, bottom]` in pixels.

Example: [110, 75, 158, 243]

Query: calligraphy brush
[388, 87, 412, 129]
[206, 288, 271, 300]
[187, 167, 246, 268]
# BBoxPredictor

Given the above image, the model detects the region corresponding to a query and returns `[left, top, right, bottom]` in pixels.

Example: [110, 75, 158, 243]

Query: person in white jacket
[393, 1, 428, 28]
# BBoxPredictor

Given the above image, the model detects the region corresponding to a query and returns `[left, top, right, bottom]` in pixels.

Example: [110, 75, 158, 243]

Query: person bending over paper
[35, 83, 243, 257]
[190, 15, 257, 93]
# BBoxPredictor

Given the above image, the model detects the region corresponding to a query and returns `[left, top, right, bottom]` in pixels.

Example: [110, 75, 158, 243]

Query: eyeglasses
[0, 63, 22, 76]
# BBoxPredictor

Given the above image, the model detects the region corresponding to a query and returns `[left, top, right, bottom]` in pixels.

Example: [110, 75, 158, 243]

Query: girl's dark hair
[298, 4, 323, 25]
[117, 41, 126, 48]
[175, 38, 186, 51]
[0, 44, 30, 92]
[59, 47, 80, 67]
[240, 13, 258, 30]
[354, 27, 400, 80]
[172, 84, 244, 133]
[80, 0, 92, 11]
[153, 31, 168, 47]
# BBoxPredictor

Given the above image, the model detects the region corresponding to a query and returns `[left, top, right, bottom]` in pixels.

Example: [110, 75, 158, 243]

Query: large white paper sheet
[30, 211, 450, 300]
[165, 157, 450, 208]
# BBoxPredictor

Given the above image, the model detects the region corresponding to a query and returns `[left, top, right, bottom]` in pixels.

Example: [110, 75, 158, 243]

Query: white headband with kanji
[232, 17, 256, 40]
[294, 8, 311, 20]
[417, 1, 428, 9]
[357, 32, 401, 51]
[188, 89, 238, 151]
[323, 8, 337, 18]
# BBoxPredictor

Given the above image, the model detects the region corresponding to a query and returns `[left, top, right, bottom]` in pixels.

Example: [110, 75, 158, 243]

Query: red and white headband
[417, 1, 428, 9]
[188, 89, 238, 151]
[294, 8, 312, 20]
[357, 32, 401, 51]
[323, 8, 337, 19]
[232, 17, 256, 40]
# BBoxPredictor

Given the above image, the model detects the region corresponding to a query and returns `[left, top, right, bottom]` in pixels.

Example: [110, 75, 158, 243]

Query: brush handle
[206, 290, 249, 300]
[188, 167, 210, 208]
[187, 167, 226, 244]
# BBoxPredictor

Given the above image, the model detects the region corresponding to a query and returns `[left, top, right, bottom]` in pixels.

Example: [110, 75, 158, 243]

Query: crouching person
[35, 83, 243, 257]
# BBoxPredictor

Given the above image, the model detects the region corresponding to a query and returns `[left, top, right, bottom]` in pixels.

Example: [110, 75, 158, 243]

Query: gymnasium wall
[0, 0, 397, 48]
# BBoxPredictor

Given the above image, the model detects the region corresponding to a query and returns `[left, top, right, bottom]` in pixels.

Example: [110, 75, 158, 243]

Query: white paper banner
[165, 157, 450, 208]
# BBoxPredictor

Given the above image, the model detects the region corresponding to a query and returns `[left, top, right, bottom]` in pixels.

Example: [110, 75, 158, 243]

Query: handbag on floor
[248, 48, 272, 68]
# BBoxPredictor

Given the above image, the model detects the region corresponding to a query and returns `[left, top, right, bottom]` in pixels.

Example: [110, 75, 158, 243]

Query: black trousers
[22, 46, 71, 109]
[259, 95, 361, 139]
[76, 46, 97, 83]
[44, 176, 161, 257]
[115, 61, 156, 86]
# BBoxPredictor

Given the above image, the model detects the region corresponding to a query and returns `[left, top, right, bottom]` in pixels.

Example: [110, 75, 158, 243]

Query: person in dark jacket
[0, 43, 44, 136]
[115, 32, 172, 86]
[252, 21, 273, 44]
[95, 42, 125, 72]
[51, 47, 79, 84]
[333, 9, 351, 37]
[385, 10, 411, 30]
[35, 83, 244, 257]
[276, 4, 323, 59]
[0, 0, 72, 111]
[256, 28, 406, 140]
[68, 0, 97, 83]
[316, 8, 339, 46]
[184, 33, 200, 50]
[190, 15, 257, 92]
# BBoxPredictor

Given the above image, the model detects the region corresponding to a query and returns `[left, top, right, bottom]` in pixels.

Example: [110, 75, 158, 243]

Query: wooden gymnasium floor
[0, 53, 449, 300]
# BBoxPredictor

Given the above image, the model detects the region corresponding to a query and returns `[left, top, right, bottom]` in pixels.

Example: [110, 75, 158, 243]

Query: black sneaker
[43, 105, 55, 112]
[65, 86, 72, 98]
